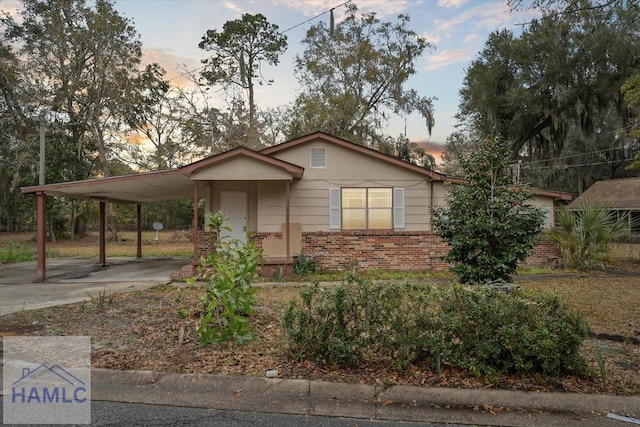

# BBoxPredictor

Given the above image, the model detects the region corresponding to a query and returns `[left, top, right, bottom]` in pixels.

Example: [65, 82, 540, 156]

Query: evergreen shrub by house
[433, 136, 545, 284]
[283, 275, 588, 376]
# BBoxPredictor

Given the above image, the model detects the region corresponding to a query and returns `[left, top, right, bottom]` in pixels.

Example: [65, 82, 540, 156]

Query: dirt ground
[1, 267, 638, 396]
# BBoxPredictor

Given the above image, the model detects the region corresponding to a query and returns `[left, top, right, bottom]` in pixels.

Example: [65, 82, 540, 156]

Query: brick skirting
[201, 230, 559, 272]
[275, 231, 560, 271]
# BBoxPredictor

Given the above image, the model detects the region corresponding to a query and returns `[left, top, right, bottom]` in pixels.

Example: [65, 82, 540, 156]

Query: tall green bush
[433, 136, 544, 284]
[191, 211, 261, 346]
[548, 204, 630, 269]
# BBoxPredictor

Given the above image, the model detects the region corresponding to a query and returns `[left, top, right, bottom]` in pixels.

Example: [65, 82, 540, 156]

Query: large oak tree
[289, 4, 436, 147]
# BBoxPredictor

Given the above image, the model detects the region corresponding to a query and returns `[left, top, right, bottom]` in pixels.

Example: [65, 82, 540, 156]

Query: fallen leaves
[0, 276, 638, 395]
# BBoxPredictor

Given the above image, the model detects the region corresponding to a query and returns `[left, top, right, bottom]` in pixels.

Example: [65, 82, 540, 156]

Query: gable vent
[310, 147, 327, 168]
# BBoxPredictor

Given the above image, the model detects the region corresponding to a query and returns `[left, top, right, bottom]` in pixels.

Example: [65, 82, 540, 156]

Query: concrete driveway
[0, 257, 190, 316]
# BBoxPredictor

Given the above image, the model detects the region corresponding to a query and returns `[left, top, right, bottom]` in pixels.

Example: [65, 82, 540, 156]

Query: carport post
[286, 180, 291, 261]
[99, 201, 106, 266]
[192, 181, 199, 267]
[136, 204, 142, 258]
[36, 191, 46, 282]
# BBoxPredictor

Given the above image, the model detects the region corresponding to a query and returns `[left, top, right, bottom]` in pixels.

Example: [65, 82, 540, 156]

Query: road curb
[91, 368, 639, 426]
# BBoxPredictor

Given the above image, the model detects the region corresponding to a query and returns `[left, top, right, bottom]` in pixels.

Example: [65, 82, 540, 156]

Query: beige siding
[191, 157, 293, 181]
[269, 139, 433, 232]
[530, 196, 555, 229]
[200, 137, 560, 233]
[258, 181, 287, 232]
[206, 181, 259, 232]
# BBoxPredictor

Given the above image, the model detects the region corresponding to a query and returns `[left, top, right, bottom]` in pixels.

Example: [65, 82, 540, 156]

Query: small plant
[271, 266, 286, 281]
[86, 289, 114, 309]
[595, 348, 608, 390]
[190, 211, 261, 346]
[292, 253, 319, 276]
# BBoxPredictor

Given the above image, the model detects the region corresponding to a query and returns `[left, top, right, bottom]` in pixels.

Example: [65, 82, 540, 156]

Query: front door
[219, 191, 248, 243]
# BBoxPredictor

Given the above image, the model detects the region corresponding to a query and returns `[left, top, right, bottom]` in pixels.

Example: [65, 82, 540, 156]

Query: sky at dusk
[2, 0, 538, 149]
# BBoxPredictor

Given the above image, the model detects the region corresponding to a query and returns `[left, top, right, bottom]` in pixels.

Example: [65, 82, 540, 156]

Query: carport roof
[21, 169, 203, 203]
[20, 146, 305, 204]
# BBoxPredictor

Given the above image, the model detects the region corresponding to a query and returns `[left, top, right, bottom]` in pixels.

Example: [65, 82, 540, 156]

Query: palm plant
[548, 204, 630, 269]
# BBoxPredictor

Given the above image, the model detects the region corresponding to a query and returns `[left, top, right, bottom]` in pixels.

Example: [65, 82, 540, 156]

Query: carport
[21, 169, 207, 282]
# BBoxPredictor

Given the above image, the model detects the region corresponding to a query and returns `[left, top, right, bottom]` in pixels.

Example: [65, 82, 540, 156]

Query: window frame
[341, 187, 393, 230]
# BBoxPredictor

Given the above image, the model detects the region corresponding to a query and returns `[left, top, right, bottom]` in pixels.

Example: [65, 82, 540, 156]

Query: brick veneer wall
[198, 231, 216, 260]
[300, 231, 450, 271]
[203, 230, 559, 272]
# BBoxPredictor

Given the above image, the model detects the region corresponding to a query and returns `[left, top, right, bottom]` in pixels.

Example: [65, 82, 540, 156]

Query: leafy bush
[190, 211, 261, 346]
[431, 285, 588, 376]
[283, 274, 434, 369]
[433, 136, 544, 284]
[283, 275, 587, 376]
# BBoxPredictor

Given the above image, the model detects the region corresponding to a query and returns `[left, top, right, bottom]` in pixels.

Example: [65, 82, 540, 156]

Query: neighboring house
[22, 132, 571, 281]
[567, 177, 640, 235]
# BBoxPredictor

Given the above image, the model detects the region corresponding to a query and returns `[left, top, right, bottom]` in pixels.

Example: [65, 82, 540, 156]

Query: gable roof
[568, 177, 640, 210]
[261, 131, 457, 183]
[180, 146, 304, 178]
[260, 131, 571, 200]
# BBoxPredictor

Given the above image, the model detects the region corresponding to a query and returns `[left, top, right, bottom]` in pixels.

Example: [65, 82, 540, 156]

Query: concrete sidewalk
[91, 369, 639, 427]
[0, 257, 190, 316]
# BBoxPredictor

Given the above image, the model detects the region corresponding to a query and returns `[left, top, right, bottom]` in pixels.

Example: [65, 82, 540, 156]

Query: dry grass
[0, 231, 192, 258]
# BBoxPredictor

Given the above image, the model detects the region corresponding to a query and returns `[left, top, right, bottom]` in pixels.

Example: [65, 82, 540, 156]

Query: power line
[279, 0, 352, 34]
[524, 157, 634, 170]
[167, 0, 353, 83]
[523, 146, 631, 165]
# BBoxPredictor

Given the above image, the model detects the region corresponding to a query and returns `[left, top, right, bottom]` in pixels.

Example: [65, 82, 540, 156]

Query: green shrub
[0, 242, 36, 263]
[432, 136, 544, 284]
[283, 275, 588, 377]
[283, 274, 435, 369]
[430, 285, 588, 376]
[548, 204, 631, 269]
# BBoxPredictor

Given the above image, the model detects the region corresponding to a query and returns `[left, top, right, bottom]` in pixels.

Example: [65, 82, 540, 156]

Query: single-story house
[22, 132, 571, 282]
[567, 177, 640, 235]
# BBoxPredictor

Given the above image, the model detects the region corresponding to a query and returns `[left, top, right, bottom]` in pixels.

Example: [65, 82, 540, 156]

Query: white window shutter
[329, 188, 341, 229]
[393, 187, 405, 229]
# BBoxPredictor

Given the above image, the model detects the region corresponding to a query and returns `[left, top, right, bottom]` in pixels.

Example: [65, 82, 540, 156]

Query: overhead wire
[167, 0, 353, 83]
[522, 146, 633, 165]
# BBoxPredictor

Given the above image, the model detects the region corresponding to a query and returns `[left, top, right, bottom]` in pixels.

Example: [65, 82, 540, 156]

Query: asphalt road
[1, 401, 461, 427]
